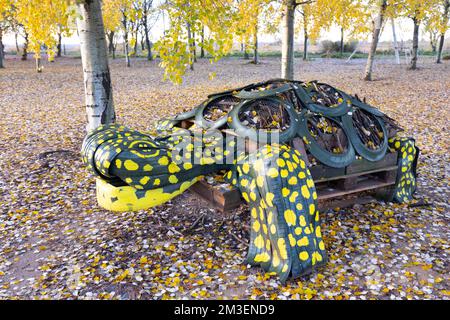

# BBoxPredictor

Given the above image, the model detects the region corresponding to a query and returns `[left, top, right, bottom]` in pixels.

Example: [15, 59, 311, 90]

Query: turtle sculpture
[81, 79, 419, 282]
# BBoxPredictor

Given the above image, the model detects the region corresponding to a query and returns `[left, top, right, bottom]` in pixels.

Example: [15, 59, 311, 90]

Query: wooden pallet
[178, 119, 399, 212]
[189, 152, 399, 213]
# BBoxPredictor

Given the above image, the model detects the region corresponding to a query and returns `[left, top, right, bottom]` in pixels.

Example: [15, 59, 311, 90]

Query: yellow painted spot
[299, 215, 307, 227]
[272, 251, 280, 267]
[296, 203, 303, 211]
[169, 175, 178, 184]
[282, 187, 290, 197]
[183, 162, 193, 170]
[254, 252, 270, 263]
[307, 179, 314, 188]
[298, 171, 306, 179]
[252, 220, 261, 232]
[259, 207, 264, 220]
[394, 141, 400, 148]
[288, 234, 296, 246]
[288, 176, 298, 185]
[153, 178, 160, 186]
[289, 191, 298, 203]
[284, 209, 296, 226]
[254, 235, 264, 249]
[297, 236, 309, 247]
[267, 167, 279, 178]
[304, 226, 311, 235]
[267, 211, 273, 224]
[281, 170, 289, 178]
[319, 240, 325, 251]
[278, 238, 288, 259]
[299, 160, 306, 169]
[140, 176, 150, 185]
[262, 224, 268, 234]
[242, 163, 250, 174]
[250, 192, 257, 201]
[241, 179, 249, 187]
[125, 178, 133, 184]
[294, 227, 302, 235]
[168, 163, 180, 173]
[282, 264, 288, 273]
[301, 185, 310, 199]
[266, 193, 274, 207]
[256, 176, 264, 187]
[251, 207, 258, 218]
[158, 156, 169, 166]
[242, 192, 250, 203]
[124, 159, 139, 171]
[277, 158, 286, 167]
[315, 226, 322, 238]
[309, 203, 315, 215]
[299, 251, 309, 261]
[270, 224, 276, 234]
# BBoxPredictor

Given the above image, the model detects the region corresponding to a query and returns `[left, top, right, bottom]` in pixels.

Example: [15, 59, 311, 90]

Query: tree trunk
[436, 0, 450, 64]
[22, 31, 28, 61]
[133, 25, 139, 55]
[0, 30, 4, 68]
[122, 12, 131, 67]
[391, 18, 400, 64]
[436, 33, 445, 63]
[303, 32, 308, 61]
[76, 0, 115, 131]
[409, 18, 420, 70]
[57, 32, 62, 57]
[107, 31, 115, 55]
[187, 22, 194, 71]
[364, 0, 387, 81]
[143, 15, 153, 61]
[429, 32, 437, 53]
[281, 0, 295, 80]
[36, 57, 42, 72]
[253, 25, 259, 64]
[15, 32, 20, 54]
[192, 32, 197, 63]
[340, 27, 344, 56]
[200, 26, 205, 58]
[244, 43, 249, 59]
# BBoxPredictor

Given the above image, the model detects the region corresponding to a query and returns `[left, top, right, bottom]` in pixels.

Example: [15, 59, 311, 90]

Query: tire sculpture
[81, 79, 419, 281]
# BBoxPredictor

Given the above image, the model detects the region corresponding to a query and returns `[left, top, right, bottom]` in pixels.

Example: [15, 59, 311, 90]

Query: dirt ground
[0, 55, 448, 299]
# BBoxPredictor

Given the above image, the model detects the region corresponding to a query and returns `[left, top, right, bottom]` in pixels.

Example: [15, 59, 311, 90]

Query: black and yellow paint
[389, 136, 419, 202]
[226, 144, 326, 282]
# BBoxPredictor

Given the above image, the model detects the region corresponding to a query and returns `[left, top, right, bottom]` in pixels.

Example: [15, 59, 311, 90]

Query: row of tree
[1, 1, 449, 78]
[0, 0, 449, 129]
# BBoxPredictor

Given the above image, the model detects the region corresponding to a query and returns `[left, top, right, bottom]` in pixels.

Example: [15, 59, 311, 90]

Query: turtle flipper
[229, 144, 327, 281]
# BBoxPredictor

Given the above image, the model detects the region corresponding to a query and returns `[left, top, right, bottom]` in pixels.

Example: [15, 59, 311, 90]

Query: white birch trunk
[281, 0, 295, 80]
[364, 0, 387, 81]
[391, 18, 400, 64]
[76, 0, 115, 132]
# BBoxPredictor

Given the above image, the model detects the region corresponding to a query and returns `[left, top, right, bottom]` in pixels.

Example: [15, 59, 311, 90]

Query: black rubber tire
[341, 109, 388, 162]
[228, 97, 300, 143]
[292, 84, 351, 117]
[234, 83, 293, 99]
[194, 94, 239, 130]
[297, 111, 356, 168]
[346, 96, 385, 117]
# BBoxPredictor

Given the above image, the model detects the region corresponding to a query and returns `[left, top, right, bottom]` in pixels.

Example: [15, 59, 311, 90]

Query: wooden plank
[317, 179, 396, 201]
[313, 165, 398, 183]
[310, 164, 346, 181]
[346, 152, 398, 174]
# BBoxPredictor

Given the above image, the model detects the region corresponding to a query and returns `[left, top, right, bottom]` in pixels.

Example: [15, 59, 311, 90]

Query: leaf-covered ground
[0, 55, 448, 299]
